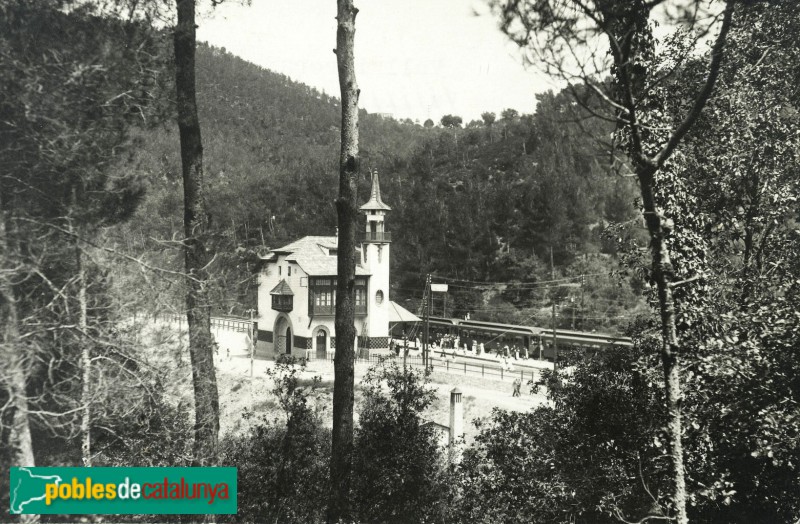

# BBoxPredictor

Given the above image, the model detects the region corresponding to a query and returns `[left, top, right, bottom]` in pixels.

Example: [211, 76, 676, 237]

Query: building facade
[255, 170, 392, 359]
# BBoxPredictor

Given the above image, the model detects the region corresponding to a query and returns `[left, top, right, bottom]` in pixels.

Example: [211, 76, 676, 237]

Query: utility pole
[246, 308, 255, 378]
[571, 297, 576, 330]
[552, 302, 558, 371]
[580, 274, 585, 331]
[550, 247, 558, 371]
[423, 274, 431, 370]
[426, 276, 432, 371]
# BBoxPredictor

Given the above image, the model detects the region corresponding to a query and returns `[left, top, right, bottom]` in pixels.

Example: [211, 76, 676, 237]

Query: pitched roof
[360, 169, 391, 211]
[269, 279, 294, 296]
[261, 236, 370, 276]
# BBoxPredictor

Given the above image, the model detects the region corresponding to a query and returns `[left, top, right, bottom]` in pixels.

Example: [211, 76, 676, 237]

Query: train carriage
[427, 316, 632, 361]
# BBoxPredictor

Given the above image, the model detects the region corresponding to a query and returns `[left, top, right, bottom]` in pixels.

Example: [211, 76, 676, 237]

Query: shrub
[352, 359, 454, 524]
[456, 344, 667, 523]
[221, 357, 329, 523]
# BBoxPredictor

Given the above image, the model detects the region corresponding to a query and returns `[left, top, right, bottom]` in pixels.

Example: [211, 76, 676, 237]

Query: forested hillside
[5, 2, 800, 522]
[118, 43, 645, 332]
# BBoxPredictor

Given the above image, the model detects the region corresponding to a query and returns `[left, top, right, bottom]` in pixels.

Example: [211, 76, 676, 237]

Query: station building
[255, 170, 406, 359]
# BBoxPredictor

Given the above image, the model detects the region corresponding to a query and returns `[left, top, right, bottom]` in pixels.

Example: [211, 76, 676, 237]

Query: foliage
[0, 0, 169, 225]
[351, 360, 454, 524]
[641, 3, 800, 520]
[456, 342, 669, 524]
[489, 1, 740, 521]
[221, 357, 330, 524]
[0, 0, 174, 478]
[440, 114, 463, 128]
[0, 362, 194, 521]
[92, 389, 193, 468]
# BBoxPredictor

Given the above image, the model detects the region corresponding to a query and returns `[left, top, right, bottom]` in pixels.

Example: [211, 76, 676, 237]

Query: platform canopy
[388, 301, 421, 323]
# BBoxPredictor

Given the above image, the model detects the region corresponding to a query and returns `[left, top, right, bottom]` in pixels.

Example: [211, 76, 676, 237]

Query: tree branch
[653, 0, 735, 168]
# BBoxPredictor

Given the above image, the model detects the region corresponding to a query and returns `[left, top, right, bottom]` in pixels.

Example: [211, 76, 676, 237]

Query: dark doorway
[316, 331, 327, 359]
[285, 327, 292, 354]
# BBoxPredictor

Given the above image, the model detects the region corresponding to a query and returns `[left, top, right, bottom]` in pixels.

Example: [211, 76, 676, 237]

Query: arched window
[375, 290, 384, 305]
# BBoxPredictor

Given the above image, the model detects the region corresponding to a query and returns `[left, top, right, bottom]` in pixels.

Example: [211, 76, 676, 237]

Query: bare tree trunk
[75, 233, 91, 466]
[68, 185, 93, 467]
[173, 0, 219, 466]
[0, 189, 38, 524]
[328, 0, 360, 520]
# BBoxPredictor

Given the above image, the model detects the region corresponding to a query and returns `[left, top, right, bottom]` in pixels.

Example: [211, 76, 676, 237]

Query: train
[424, 316, 633, 361]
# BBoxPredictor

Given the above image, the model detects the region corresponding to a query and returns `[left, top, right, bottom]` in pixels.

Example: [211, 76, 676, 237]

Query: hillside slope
[117, 44, 645, 332]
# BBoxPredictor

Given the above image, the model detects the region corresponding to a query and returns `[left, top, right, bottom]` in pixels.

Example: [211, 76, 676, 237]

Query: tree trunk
[628, 7, 733, 520]
[0, 188, 38, 524]
[173, 0, 219, 466]
[637, 166, 687, 523]
[75, 232, 91, 467]
[328, 0, 360, 521]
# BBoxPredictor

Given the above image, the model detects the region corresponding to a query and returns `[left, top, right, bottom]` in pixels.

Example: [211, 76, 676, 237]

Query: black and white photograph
[1, 0, 799, 522]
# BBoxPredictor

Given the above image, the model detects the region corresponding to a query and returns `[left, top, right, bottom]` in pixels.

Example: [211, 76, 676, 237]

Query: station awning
[388, 301, 421, 323]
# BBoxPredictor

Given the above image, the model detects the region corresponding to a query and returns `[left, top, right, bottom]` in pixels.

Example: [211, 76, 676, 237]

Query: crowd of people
[388, 332, 538, 367]
[433, 334, 534, 361]
[386, 332, 541, 397]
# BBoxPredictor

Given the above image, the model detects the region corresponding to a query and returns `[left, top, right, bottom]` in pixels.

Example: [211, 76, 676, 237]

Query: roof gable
[269, 279, 294, 296]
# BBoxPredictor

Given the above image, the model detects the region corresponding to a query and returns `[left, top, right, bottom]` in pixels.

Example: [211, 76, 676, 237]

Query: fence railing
[159, 315, 540, 384]
[211, 317, 251, 332]
[161, 313, 252, 333]
[332, 352, 539, 384]
[361, 231, 391, 243]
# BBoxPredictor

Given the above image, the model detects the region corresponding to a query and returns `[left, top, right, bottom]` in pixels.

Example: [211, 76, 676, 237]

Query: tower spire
[360, 169, 391, 211]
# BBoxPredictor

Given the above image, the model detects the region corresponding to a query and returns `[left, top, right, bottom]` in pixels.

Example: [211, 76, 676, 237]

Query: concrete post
[449, 387, 464, 463]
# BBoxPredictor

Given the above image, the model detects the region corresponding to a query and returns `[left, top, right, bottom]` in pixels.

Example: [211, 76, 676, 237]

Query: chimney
[449, 387, 463, 462]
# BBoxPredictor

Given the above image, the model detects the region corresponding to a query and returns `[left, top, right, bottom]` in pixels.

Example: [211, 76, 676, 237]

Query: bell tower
[360, 169, 391, 350]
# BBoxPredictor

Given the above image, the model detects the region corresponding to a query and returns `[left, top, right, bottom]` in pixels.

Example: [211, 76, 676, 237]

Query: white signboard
[430, 284, 449, 293]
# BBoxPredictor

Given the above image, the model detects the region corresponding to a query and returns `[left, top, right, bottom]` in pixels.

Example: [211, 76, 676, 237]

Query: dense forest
[2, 1, 799, 523]
[118, 43, 645, 333]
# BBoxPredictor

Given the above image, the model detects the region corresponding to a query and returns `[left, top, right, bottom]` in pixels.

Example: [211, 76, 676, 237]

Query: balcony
[362, 231, 391, 243]
[309, 304, 367, 316]
[310, 304, 335, 317]
[271, 295, 293, 312]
